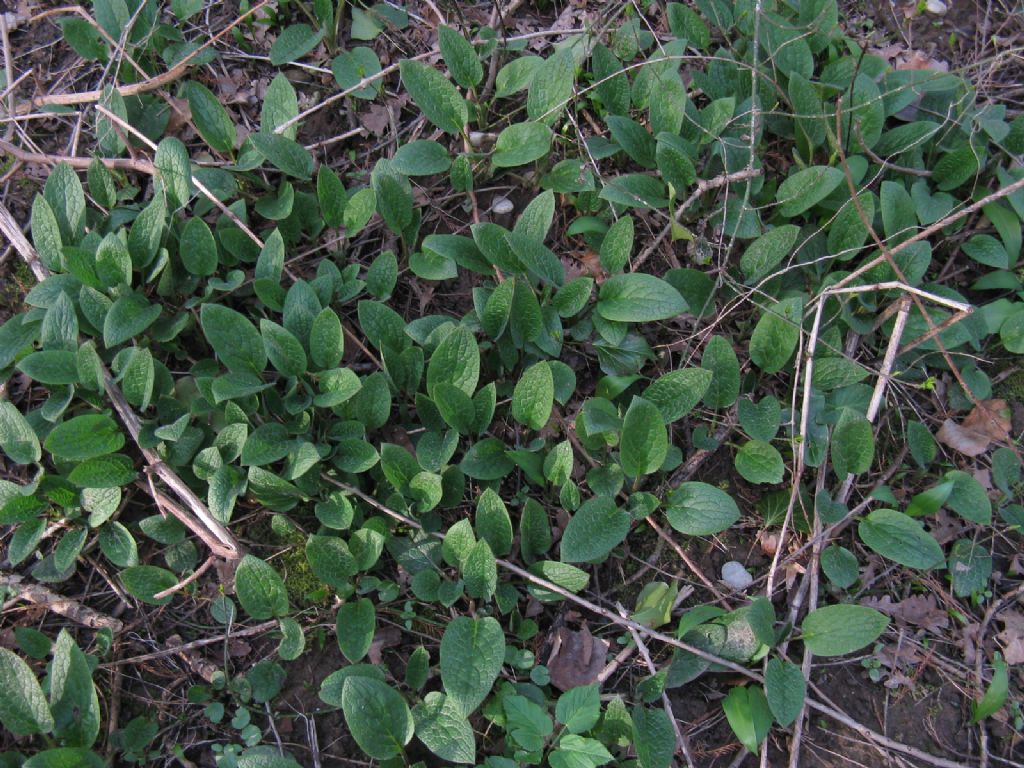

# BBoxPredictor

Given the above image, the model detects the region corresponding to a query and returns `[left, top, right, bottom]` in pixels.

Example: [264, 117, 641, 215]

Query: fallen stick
[0, 199, 244, 562]
[0, 574, 124, 633]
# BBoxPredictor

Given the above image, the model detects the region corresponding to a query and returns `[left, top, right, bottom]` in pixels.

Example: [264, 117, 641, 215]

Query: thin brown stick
[20, 1, 273, 112]
[634, 168, 763, 270]
[152, 555, 216, 600]
[1, 200, 244, 561]
[326, 475, 971, 768]
[99, 620, 278, 669]
[0, 574, 124, 632]
[620, 603, 697, 768]
[0, 136, 155, 173]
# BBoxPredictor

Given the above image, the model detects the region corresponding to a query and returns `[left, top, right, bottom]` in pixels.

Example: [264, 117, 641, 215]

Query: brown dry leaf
[936, 399, 1011, 457]
[547, 624, 610, 691]
[996, 611, 1024, 665]
[361, 103, 393, 137]
[862, 594, 949, 632]
[368, 626, 402, 664]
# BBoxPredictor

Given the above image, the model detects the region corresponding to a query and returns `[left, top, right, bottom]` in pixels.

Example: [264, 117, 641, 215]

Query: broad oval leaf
[341, 677, 414, 759]
[665, 482, 741, 535]
[800, 604, 889, 656]
[764, 659, 805, 727]
[440, 616, 505, 716]
[857, 508, 944, 570]
[560, 496, 630, 563]
[0, 648, 54, 737]
[619, 397, 668, 477]
[235, 555, 289, 619]
[597, 274, 686, 323]
[400, 60, 467, 135]
[512, 361, 554, 430]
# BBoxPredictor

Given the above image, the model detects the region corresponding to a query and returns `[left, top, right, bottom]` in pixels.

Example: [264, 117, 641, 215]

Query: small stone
[924, 0, 948, 14]
[492, 196, 515, 215]
[721, 561, 754, 591]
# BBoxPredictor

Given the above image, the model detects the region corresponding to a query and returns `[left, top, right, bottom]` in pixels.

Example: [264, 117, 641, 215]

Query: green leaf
[413, 692, 476, 764]
[527, 48, 574, 125]
[949, 539, 992, 598]
[505, 231, 565, 286]
[492, 122, 553, 168]
[619, 397, 668, 477]
[127, 195, 165, 269]
[184, 81, 235, 153]
[475, 488, 513, 557]
[317, 166, 347, 226]
[828, 192, 875, 260]
[399, 60, 467, 135]
[68, 453, 136, 488]
[701, 336, 741, 409]
[241, 423, 289, 466]
[734, 440, 784, 485]
[0, 401, 41, 464]
[632, 706, 674, 768]
[249, 133, 314, 179]
[45, 414, 124, 461]
[154, 139, 193, 216]
[600, 215, 634, 274]
[392, 141, 451, 176]
[179, 217, 219, 277]
[831, 411, 874, 476]
[120, 565, 176, 606]
[0, 648, 54, 737]
[337, 598, 375, 663]
[971, 653, 1008, 723]
[332, 47, 383, 99]
[260, 319, 307, 377]
[764, 659, 805, 727]
[262, 73, 299, 139]
[607, 115, 656, 168]
[440, 616, 505, 716]
[550, 736, 614, 768]
[556, 685, 601, 734]
[775, 166, 844, 217]
[427, 326, 480, 397]
[49, 630, 100, 748]
[23, 748, 104, 768]
[801, 604, 889, 656]
[103, 293, 162, 348]
[642, 369, 711, 424]
[740, 225, 799, 283]
[235, 555, 289, 619]
[269, 24, 323, 66]
[31, 196, 63, 272]
[200, 304, 267, 374]
[597, 274, 686, 322]
[341, 677, 414, 759]
[561, 496, 630, 563]
[665, 482, 740, 535]
[310, 309, 344, 370]
[857, 509, 944, 570]
[722, 686, 772, 754]
[17, 350, 78, 385]
[438, 25, 482, 88]
[495, 55, 543, 98]
[512, 361, 554, 430]
[820, 545, 859, 589]
[463, 539, 497, 601]
[944, 470, 992, 524]
[749, 296, 803, 373]
[43, 162, 85, 243]
[460, 438, 513, 480]
[504, 695, 553, 751]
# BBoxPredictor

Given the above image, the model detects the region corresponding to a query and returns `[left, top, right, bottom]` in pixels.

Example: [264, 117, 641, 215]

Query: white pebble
[721, 561, 754, 591]
[925, 0, 948, 14]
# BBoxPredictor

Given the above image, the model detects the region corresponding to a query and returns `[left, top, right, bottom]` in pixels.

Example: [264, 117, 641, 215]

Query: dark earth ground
[1, 0, 1024, 766]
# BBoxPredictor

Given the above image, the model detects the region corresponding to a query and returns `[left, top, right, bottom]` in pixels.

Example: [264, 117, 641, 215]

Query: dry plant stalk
[0, 199, 243, 563]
